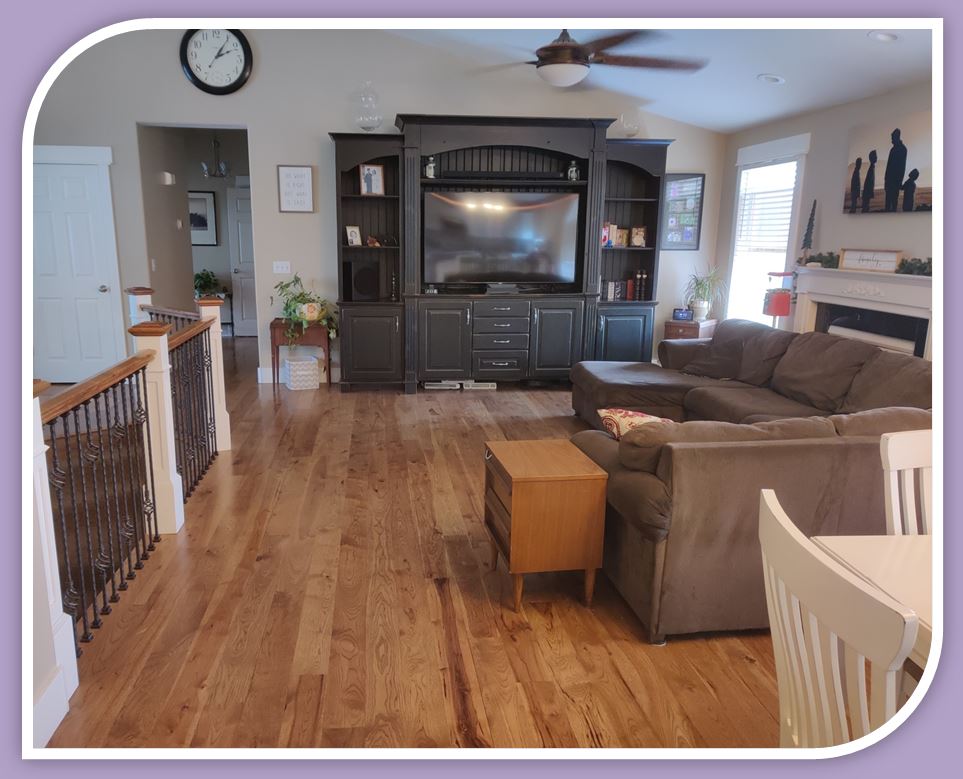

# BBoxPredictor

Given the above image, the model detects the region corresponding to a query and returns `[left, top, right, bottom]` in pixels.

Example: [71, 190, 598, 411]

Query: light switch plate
[273, 261, 291, 274]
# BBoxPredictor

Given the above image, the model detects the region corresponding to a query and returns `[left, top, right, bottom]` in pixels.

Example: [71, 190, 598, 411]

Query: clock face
[180, 29, 252, 95]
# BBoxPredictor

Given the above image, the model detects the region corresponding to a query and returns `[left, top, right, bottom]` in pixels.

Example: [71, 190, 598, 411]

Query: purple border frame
[7, 2, 956, 776]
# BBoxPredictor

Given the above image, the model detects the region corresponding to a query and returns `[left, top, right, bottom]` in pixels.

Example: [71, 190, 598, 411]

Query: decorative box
[285, 356, 321, 390]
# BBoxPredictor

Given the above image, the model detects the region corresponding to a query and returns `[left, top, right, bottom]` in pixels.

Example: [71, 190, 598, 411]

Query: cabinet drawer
[473, 350, 529, 380]
[473, 317, 530, 334]
[484, 487, 512, 555]
[485, 459, 513, 511]
[473, 299, 531, 318]
[664, 323, 697, 340]
[473, 333, 529, 350]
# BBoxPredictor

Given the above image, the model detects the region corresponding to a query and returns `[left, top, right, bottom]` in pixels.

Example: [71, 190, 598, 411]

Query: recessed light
[757, 73, 786, 85]
[868, 30, 899, 43]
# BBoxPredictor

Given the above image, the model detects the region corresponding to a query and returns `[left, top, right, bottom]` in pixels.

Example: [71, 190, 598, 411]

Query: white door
[226, 187, 257, 336]
[33, 154, 125, 382]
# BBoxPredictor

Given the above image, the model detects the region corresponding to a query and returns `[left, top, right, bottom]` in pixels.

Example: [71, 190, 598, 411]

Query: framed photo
[660, 173, 705, 251]
[839, 248, 903, 273]
[615, 228, 629, 248]
[359, 163, 385, 196]
[277, 165, 314, 212]
[630, 226, 647, 247]
[345, 225, 362, 246]
[188, 191, 217, 246]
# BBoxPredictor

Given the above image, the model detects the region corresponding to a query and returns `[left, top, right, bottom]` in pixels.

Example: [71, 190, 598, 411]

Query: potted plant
[194, 269, 222, 298]
[684, 266, 726, 322]
[271, 274, 338, 342]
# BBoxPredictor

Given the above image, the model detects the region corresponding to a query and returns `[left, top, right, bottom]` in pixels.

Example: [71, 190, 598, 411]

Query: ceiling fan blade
[591, 52, 706, 71]
[471, 61, 537, 74]
[579, 30, 652, 54]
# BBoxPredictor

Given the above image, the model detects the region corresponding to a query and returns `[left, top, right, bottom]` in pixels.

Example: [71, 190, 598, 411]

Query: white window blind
[726, 159, 800, 323]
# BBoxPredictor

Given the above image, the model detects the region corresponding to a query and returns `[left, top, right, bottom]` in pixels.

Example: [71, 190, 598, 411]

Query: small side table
[664, 318, 717, 340]
[270, 318, 331, 387]
[484, 439, 608, 611]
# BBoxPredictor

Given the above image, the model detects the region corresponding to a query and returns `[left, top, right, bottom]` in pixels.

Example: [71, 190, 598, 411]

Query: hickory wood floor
[49, 337, 779, 749]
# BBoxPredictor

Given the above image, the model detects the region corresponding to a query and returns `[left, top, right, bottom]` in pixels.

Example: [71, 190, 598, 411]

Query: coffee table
[483, 439, 608, 611]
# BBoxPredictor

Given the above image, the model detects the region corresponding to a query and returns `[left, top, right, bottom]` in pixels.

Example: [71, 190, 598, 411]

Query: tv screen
[423, 191, 579, 285]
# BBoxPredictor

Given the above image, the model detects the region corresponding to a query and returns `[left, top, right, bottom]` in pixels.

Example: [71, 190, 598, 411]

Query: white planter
[689, 299, 710, 322]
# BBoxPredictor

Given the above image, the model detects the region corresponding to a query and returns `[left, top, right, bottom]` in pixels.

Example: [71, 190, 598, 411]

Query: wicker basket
[285, 356, 320, 391]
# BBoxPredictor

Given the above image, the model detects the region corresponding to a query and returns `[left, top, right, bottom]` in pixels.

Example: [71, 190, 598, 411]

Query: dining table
[812, 534, 933, 668]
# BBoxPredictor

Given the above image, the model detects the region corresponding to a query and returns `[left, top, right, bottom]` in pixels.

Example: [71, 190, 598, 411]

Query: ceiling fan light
[536, 62, 590, 87]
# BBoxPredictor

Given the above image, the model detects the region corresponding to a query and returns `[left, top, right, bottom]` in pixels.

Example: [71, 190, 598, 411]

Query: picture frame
[359, 163, 385, 196]
[839, 248, 903, 273]
[188, 191, 217, 246]
[660, 173, 706, 251]
[345, 225, 362, 246]
[277, 165, 314, 212]
[630, 226, 647, 247]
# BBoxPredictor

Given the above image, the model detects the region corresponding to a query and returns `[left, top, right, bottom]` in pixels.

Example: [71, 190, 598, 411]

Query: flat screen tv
[423, 191, 579, 285]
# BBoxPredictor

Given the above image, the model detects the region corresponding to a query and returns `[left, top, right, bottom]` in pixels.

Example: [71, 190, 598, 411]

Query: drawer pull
[493, 323, 512, 328]
[485, 449, 493, 461]
[490, 361, 511, 367]
[492, 306, 511, 312]
[493, 339, 510, 344]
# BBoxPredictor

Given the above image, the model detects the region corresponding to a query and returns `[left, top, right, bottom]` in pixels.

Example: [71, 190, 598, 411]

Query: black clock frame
[179, 29, 253, 95]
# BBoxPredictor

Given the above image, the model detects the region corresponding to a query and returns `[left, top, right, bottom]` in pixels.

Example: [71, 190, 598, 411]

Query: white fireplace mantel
[793, 266, 932, 359]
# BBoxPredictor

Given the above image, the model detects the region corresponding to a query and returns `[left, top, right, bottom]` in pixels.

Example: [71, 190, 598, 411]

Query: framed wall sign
[277, 165, 314, 212]
[839, 248, 903, 273]
[188, 191, 217, 246]
[660, 173, 705, 251]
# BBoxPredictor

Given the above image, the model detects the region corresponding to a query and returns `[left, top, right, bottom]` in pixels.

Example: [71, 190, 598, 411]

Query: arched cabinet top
[329, 132, 403, 174]
[605, 139, 674, 178]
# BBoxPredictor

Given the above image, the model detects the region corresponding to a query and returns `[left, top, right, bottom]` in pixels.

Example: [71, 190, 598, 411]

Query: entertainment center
[331, 115, 671, 393]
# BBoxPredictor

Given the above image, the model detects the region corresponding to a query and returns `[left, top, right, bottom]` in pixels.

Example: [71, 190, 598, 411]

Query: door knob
[98, 285, 109, 293]
[233, 268, 240, 274]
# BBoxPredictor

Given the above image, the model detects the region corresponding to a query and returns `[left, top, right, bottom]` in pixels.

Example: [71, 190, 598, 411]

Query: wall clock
[180, 29, 253, 95]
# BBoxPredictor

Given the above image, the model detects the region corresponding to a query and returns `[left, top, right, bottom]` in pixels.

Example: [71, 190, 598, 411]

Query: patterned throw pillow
[597, 408, 670, 440]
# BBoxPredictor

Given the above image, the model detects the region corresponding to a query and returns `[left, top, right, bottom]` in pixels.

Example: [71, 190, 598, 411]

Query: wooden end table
[270, 318, 332, 387]
[483, 439, 608, 611]
[664, 317, 717, 340]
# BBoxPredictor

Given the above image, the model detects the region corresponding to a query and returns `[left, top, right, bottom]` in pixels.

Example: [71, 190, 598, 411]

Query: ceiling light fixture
[867, 30, 900, 43]
[536, 62, 590, 88]
[200, 138, 229, 178]
[757, 73, 786, 85]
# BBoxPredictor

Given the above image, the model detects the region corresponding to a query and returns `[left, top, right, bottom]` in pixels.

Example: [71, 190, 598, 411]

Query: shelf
[340, 194, 400, 200]
[605, 197, 658, 203]
[342, 245, 399, 251]
[598, 299, 658, 306]
[601, 246, 654, 252]
[421, 177, 588, 188]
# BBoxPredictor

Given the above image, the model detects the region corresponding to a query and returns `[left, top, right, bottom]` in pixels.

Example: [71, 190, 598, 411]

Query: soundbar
[440, 170, 565, 180]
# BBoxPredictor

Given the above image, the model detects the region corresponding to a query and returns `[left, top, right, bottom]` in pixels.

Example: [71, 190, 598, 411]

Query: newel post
[31, 381, 79, 747]
[128, 322, 185, 534]
[125, 286, 154, 326]
[197, 296, 232, 451]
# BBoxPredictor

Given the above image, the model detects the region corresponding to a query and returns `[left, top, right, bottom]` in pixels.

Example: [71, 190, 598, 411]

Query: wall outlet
[273, 261, 291, 274]
[150, 257, 157, 272]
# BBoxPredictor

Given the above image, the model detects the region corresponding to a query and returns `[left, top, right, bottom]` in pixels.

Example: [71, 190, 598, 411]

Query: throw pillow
[839, 351, 932, 412]
[683, 319, 778, 380]
[736, 328, 797, 386]
[597, 408, 670, 440]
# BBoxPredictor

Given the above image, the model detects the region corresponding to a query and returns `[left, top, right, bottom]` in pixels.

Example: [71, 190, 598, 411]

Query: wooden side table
[483, 439, 608, 611]
[664, 317, 717, 340]
[270, 318, 332, 387]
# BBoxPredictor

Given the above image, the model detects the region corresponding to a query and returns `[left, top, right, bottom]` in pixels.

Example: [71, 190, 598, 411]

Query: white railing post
[31, 382, 79, 748]
[125, 286, 154, 326]
[128, 322, 185, 534]
[197, 297, 232, 451]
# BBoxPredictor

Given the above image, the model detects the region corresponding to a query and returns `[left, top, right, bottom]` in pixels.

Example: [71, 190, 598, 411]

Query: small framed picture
[277, 165, 314, 212]
[359, 163, 385, 196]
[614, 228, 629, 248]
[839, 248, 903, 273]
[345, 225, 362, 246]
[188, 191, 217, 246]
[630, 226, 647, 247]
[600, 222, 611, 246]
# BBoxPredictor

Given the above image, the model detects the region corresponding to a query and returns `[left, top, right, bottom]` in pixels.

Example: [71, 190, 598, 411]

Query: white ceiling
[394, 28, 932, 133]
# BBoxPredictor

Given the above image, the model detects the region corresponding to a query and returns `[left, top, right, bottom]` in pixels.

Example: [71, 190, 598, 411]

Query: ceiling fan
[512, 29, 705, 87]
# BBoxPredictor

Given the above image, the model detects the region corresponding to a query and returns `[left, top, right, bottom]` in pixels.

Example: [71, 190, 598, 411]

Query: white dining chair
[880, 429, 932, 536]
[759, 489, 918, 748]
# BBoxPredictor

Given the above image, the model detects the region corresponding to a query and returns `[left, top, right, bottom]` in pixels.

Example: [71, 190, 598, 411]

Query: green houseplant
[683, 266, 726, 322]
[194, 269, 222, 297]
[896, 257, 932, 276]
[271, 274, 338, 342]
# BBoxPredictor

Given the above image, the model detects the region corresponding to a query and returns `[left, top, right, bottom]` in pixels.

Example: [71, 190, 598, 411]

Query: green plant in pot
[684, 266, 726, 322]
[271, 273, 338, 342]
[194, 269, 222, 298]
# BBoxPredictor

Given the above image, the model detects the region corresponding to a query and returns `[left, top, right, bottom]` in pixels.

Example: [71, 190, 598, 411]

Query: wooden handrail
[40, 350, 156, 424]
[33, 379, 51, 398]
[167, 317, 214, 351]
[140, 303, 200, 320]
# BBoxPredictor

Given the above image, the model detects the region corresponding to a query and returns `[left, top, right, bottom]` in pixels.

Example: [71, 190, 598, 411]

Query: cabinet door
[418, 300, 472, 380]
[341, 306, 403, 382]
[596, 306, 654, 363]
[530, 299, 584, 378]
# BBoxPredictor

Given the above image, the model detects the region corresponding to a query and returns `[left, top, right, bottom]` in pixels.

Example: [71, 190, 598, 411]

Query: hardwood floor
[48, 337, 779, 748]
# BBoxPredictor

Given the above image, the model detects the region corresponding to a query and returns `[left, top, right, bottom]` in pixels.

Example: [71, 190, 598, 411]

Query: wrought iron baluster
[118, 376, 145, 569]
[133, 369, 160, 546]
[62, 412, 94, 643]
[193, 333, 210, 476]
[80, 400, 111, 617]
[71, 407, 104, 631]
[105, 384, 133, 586]
[90, 393, 120, 604]
[46, 420, 82, 656]
[126, 369, 152, 556]
[203, 328, 218, 460]
[180, 341, 199, 496]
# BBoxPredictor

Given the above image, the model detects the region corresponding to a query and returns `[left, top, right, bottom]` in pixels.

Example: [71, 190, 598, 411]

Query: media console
[331, 115, 670, 393]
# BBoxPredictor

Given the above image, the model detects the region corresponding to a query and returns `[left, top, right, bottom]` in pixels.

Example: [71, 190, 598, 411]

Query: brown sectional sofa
[568, 319, 933, 642]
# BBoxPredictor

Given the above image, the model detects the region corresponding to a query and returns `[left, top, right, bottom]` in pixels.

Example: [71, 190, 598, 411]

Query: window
[726, 158, 801, 323]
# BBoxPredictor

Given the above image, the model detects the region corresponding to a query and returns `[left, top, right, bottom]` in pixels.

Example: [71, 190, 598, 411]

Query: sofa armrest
[657, 338, 712, 370]
[571, 429, 620, 475]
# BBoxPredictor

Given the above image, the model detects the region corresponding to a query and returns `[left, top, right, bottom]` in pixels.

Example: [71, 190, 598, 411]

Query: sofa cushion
[736, 328, 798, 386]
[771, 332, 878, 412]
[619, 416, 838, 473]
[570, 361, 746, 422]
[683, 319, 776, 380]
[829, 407, 933, 437]
[684, 386, 829, 423]
[840, 351, 932, 412]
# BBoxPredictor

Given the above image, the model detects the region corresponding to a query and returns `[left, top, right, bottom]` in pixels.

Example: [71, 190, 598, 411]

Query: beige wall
[715, 81, 933, 296]
[34, 29, 728, 372]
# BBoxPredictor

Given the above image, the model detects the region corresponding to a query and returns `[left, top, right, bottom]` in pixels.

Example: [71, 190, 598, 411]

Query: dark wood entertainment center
[331, 115, 671, 393]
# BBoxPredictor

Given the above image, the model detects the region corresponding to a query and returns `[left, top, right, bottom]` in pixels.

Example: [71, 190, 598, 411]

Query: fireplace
[793, 267, 932, 360]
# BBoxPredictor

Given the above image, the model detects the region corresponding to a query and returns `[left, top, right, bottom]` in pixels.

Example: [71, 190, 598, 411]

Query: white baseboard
[33, 666, 70, 748]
